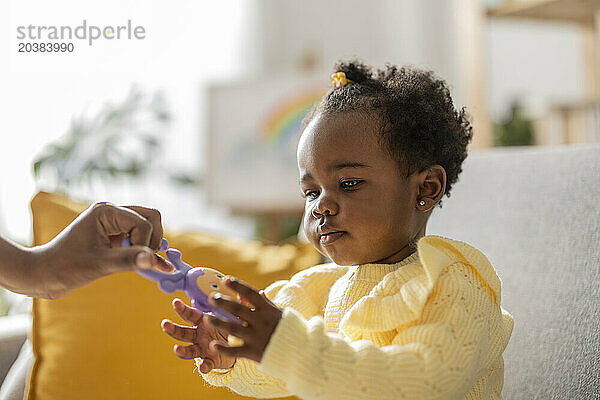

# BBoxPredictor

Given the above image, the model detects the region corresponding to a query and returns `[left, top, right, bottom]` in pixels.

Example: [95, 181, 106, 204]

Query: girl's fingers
[204, 313, 249, 338]
[174, 343, 203, 360]
[172, 298, 204, 325]
[198, 358, 215, 373]
[161, 319, 197, 343]
[209, 293, 255, 322]
[210, 340, 245, 359]
[224, 277, 264, 308]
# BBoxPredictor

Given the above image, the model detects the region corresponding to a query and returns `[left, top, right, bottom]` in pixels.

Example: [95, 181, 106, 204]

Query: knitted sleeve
[257, 262, 512, 400]
[199, 264, 348, 398]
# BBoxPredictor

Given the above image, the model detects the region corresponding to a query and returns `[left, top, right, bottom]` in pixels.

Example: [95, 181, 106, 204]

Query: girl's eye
[216, 274, 223, 278]
[341, 180, 363, 190]
[211, 283, 218, 289]
[302, 190, 319, 200]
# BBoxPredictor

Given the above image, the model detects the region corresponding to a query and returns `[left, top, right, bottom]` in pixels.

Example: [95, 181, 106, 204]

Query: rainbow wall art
[259, 86, 327, 147]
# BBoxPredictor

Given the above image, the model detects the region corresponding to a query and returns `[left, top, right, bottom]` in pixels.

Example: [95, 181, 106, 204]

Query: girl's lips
[319, 231, 345, 245]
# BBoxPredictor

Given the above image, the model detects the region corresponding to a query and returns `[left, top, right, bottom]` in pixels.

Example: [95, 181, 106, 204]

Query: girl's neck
[372, 241, 418, 264]
[371, 225, 427, 265]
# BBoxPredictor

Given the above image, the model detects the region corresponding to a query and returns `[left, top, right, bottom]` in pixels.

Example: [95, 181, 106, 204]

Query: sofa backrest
[427, 143, 600, 399]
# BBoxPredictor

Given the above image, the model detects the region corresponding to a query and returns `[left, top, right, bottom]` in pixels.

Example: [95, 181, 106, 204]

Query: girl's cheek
[302, 213, 314, 236]
[307, 233, 326, 256]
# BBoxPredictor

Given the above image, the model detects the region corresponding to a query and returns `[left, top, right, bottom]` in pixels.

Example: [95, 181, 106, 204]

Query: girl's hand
[161, 298, 236, 373]
[205, 277, 283, 364]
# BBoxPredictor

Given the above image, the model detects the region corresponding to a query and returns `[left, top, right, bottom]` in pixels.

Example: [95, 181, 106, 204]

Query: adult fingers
[93, 203, 153, 247]
[161, 319, 197, 343]
[173, 298, 204, 325]
[155, 254, 175, 272]
[115, 234, 173, 272]
[124, 205, 164, 251]
[100, 245, 157, 273]
[109, 233, 128, 248]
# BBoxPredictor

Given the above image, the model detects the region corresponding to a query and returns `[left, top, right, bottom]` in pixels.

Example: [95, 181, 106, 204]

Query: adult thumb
[102, 246, 155, 274]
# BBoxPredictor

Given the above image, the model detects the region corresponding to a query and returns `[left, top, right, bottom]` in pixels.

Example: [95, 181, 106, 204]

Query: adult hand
[2, 202, 174, 299]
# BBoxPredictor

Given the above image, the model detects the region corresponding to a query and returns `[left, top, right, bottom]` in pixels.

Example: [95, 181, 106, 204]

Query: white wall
[486, 18, 584, 120]
[0, 0, 586, 243]
[0, 0, 253, 243]
[248, 0, 585, 121]
[250, 0, 467, 106]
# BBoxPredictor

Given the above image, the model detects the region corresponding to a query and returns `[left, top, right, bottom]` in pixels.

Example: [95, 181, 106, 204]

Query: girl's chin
[325, 252, 361, 266]
[314, 241, 363, 265]
[326, 250, 381, 266]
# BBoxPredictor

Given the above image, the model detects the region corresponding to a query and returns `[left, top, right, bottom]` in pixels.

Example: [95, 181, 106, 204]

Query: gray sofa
[428, 143, 599, 399]
[0, 314, 30, 391]
[0, 143, 598, 399]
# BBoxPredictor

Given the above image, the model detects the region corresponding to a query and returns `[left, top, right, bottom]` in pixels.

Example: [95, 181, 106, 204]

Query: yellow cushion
[27, 191, 320, 400]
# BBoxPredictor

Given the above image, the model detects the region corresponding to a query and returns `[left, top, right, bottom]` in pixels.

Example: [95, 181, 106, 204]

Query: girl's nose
[311, 194, 338, 218]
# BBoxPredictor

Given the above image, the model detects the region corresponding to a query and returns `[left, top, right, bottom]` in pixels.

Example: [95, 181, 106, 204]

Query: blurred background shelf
[487, 0, 600, 23]
[485, 0, 600, 144]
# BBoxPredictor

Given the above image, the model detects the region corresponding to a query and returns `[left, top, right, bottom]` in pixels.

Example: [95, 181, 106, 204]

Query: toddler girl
[161, 60, 514, 400]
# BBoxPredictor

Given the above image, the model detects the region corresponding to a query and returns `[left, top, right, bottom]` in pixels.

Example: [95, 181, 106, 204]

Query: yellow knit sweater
[200, 235, 514, 399]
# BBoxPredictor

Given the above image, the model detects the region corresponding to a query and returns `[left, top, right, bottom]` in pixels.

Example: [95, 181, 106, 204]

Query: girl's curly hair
[305, 60, 473, 207]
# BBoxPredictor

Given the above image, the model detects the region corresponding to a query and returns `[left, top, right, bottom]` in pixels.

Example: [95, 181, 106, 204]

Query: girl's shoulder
[372, 235, 503, 313]
[340, 236, 507, 337]
[415, 235, 501, 297]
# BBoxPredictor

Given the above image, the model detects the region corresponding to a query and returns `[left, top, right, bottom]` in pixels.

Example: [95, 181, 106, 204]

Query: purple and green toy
[121, 237, 241, 323]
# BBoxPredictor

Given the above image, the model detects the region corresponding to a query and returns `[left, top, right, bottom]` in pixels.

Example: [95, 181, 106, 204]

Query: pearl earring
[419, 200, 426, 206]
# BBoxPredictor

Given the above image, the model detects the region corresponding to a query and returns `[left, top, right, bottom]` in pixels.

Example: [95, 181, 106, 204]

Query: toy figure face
[195, 268, 239, 300]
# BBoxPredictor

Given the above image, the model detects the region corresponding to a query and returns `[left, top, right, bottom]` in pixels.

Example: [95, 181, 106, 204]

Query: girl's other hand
[205, 277, 283, 364]
[161, 298, 236, 373]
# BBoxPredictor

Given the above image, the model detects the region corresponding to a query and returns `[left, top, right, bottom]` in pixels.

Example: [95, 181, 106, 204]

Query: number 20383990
[18, 42, 74, 52]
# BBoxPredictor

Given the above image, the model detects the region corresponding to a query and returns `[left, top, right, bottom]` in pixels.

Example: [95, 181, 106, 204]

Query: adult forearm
[0, 236, 45, 297]
[0, 231, 142, 299]
[0, 202, 173, 299]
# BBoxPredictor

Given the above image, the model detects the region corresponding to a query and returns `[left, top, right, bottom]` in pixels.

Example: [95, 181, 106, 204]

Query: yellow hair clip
[331, 72, 353, 88]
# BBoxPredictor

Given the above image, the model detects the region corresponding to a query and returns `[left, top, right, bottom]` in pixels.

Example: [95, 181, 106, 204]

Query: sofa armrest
[0, 314, 31, 386]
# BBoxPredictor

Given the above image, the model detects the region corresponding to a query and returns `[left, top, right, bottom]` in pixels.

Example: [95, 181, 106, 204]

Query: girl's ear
[416, 165, 446, 212]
